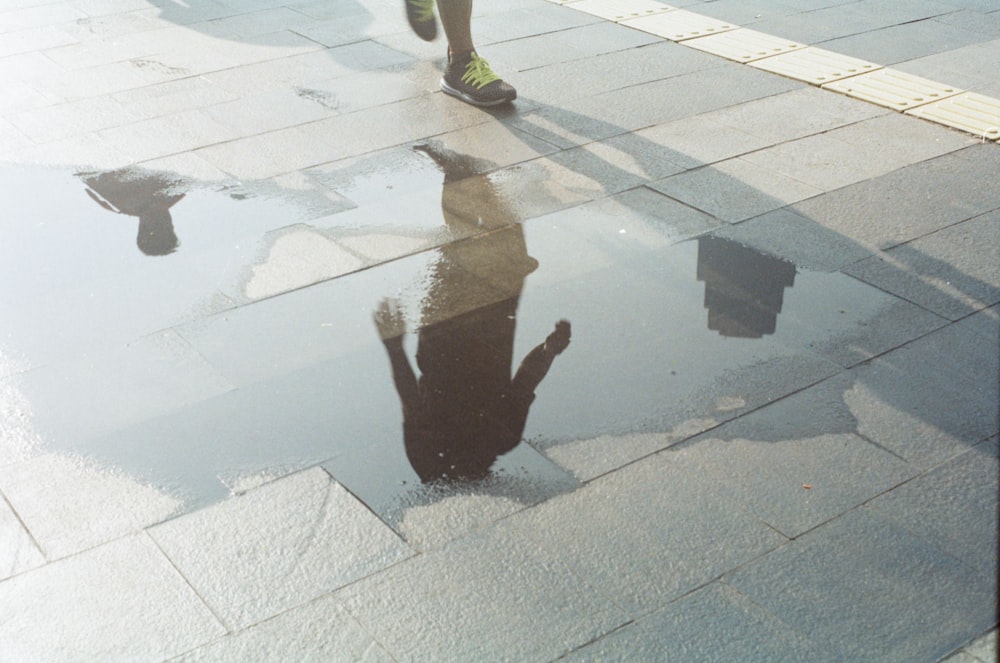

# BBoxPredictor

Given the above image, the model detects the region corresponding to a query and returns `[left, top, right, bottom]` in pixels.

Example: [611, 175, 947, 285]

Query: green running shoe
[405, 0, 437, 41]
[441, 51, 516, 107]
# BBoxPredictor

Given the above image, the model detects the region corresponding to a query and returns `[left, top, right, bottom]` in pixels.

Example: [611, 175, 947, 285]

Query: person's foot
[441, 51, 516, 107]
[405, 0, 437, 41]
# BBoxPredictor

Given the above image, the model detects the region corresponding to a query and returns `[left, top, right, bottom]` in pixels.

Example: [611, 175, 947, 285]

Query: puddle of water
[1, 148, 941, 547]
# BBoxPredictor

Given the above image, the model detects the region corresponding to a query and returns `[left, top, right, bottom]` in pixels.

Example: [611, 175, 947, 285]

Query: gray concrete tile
[714, 208, 875, 271]
[194, 124, 344, 179]
[824, 111, 978, 165]
[0, 25, 78, 59]
[475, 2, 604, 43]
[664, 431, 917, 537]
[7, 95, 138, 144]
[650, 158, 823, 223]
[149, 468, 413, 630]
[632, 114, 774, 169]
[790, 146, 1000, 251]
[485, 19, 661, 73]
[508, 40, 722, 109]
[0, 494, 45, 580]
[172, 593, 394, 663]
[110, 75, 242, 121]
[679, 0, 802, 26]
[198, 87, 338, 137]
[563, 581, 836, 663]
[851, 0, 969, 26]
[292, 61, 439, 115]
[845, 210, 1000, 320]
[683, 85, 890, 145]
[545, 134, 688, 194]
[843, 323, 999, 465]
[894, 39, 1000, 96]
[933, 9, 1000, 37]
[869, 443, 998, 578]
[751, 5, 885, 44]
[544, 62, 802, 137]
[516, 453, 787, 616]
[820, 17, 993, 64]
[336, 512, 629, 663]
[30, 60, 151, 103]
[728, 508, 997, 662]
[738, 132, 906, 193]
[0, 451, 185, 559]
[965, 629, 999, 662]
[0, 533, 224, 662]
[955, 303, 1000, 344]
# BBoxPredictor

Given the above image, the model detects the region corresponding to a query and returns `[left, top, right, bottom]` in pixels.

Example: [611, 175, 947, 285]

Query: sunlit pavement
[1, 0, 997, 661]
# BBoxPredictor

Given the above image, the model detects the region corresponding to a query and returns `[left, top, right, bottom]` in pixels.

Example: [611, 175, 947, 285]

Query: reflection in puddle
[4, 151, 953, 550]
[376, 142, 572, 485]
[697, 236, 797, 338]
[80, 168, 187, 256]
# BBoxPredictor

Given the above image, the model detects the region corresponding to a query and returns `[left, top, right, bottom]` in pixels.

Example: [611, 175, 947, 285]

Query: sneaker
[441, 51, 516, 107]
[405, 0, 437, 41]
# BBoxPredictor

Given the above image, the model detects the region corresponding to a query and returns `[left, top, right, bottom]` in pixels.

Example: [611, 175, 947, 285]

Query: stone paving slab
[869, 441, 998, 578]
[563, 581, 838, 662]
[148, 467, 413, 630]
[727, 507, 997, 663]
[0, 533, 225, 662]
[845, 209, 1000, 320]
[170, 593, 394, 663]
[1, 0, 999, 661]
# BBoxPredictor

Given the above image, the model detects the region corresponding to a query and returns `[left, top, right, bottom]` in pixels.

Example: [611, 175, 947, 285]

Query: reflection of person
[80, 169, 185, 256]
[374, 141, 569, 482]
[376, 299, 570, 482]
[696, 236, 796, 338]
[404, 0, 516, 107]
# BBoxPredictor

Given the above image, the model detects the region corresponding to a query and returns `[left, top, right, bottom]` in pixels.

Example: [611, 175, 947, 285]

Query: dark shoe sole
[440, 79, 516, 107]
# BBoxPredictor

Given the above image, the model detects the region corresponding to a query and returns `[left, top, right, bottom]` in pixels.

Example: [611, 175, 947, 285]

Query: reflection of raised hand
[544, 320, 571, 356]
[512, 319, 572, 397]
[374, 298, 406, 343]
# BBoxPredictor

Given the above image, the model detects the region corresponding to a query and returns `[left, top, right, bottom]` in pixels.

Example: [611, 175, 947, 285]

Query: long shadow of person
[80, 168, 186, 256]
[373, 142, 571, 483]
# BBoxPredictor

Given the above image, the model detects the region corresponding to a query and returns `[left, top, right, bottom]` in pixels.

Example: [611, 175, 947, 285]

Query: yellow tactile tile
[683, 28, 806, 63]
[563, 0, 674, 22]
[749, 47, 881, 85]
[905, 92, 1000, 141]
[822, 69, 963, 110]
[621, 9, 738, 41]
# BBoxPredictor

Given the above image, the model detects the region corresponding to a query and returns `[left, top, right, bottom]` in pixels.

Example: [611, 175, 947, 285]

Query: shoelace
[409, 0, 435, 22]
[460, 53, 501, 89]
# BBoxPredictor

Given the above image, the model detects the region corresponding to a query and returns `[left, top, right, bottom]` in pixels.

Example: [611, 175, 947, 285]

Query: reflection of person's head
[136, 209, 179, 256]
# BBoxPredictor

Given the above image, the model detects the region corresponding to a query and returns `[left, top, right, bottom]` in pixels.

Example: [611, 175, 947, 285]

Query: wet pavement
[1, 0, 998, 661]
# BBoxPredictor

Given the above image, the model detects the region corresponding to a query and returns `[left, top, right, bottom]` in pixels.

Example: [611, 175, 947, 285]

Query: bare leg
[436, 0, 474, 54]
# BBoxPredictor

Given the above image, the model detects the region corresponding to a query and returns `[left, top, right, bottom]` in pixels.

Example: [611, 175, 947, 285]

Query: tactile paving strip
[823, 69, 963, 110]
[683, 28, 806, 63]
[621, 9, 738, 41]
[749, 47, 881, 85]
[557, 2, 1000, 140]
[905, 92, 1000, 141]
[562, 0, 674, 21]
